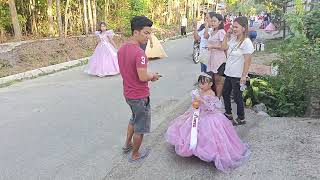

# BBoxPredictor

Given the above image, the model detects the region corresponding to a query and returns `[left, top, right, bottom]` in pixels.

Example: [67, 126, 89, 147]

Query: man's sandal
[128, 149, 150, 163]
[122, 144, 133, 153]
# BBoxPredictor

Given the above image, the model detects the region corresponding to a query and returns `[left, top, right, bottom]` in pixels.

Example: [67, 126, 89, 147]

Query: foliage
[0, 3, 11, 30]
[1, 0, 198, 39]
[243, 76, 306, 117]
[244, 6, 320, 117]
[227, 0, 265, 15]
[304, 5, 320, 41]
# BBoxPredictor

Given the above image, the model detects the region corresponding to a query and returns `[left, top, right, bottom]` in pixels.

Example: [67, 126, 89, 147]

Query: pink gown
[207, 29, 226, 73]
[85, 30, 119, 77]
[166, 92, 250, 172]
[265, 23, 276, 33]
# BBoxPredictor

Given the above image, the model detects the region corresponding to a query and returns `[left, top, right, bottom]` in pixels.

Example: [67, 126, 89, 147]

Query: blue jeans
[200, 63, 207, 72]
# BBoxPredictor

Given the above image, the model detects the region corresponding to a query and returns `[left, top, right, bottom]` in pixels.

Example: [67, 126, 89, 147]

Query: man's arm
[137, 68, 157, 82]
[135, 54, 159, 82]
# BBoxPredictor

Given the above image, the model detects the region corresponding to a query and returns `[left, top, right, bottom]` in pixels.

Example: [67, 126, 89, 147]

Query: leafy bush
[244, 6, 320, 117]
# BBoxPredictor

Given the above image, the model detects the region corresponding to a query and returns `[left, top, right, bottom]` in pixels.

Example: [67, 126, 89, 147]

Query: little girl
[85, 22, 119, 77]
[166, 73, 250, 172]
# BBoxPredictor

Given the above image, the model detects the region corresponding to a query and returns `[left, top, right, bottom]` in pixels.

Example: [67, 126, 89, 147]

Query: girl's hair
[209, 13, 224, 30]
[197, 72, 216, 93]
[233, 16, 249, 47]
[98, 22, 107, 32]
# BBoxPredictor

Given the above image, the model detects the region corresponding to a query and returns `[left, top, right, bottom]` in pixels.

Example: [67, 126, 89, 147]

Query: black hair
[197, 72, 216, 93]
[98, 22, 107, 32]
[198, 24, 205, 31]
[209, 13, 224, 30]
[130, 16, 153, 35]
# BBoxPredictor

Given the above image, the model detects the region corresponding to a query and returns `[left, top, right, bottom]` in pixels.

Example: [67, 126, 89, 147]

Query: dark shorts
[125, 97, 151, 134]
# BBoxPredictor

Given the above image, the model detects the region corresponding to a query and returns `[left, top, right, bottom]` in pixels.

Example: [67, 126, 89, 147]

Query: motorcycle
[192, 40, 201, 64]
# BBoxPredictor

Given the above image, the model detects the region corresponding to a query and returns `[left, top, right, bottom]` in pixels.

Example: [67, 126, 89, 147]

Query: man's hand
[151, 72, 161, 81]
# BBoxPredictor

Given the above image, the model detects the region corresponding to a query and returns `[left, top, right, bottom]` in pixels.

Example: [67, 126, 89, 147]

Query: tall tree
[7, 0, 22, 39]
[47, 0, 54, 36]
[104, 0, 110, 22]
[87, 0, 93, 33]
[56, 0, 63, 36]
[29, 0, 38, 35]
[92, 0, 97, 32]
[64, 0, 71, 36]
[83, 0, 89, 34]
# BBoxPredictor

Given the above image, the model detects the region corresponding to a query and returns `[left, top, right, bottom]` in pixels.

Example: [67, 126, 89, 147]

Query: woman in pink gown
[166, 73, 250, 172]
[85, 22, 119, 77]
[265, 22, 276, 33]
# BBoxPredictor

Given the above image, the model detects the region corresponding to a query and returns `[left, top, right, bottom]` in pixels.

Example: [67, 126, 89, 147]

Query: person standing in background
[181, 16, 188, 37]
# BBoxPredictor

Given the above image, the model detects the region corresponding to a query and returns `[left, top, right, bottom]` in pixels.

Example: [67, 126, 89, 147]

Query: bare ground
[0, 27, 181, 78]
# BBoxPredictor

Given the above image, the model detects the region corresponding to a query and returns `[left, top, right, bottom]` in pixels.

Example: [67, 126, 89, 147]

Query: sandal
[122, 144, 133, 153]
[224, 113, 234, 120]
[128, 149, 150, 163]
[234, 117, 246, 126]
[231, 118, 240, 126]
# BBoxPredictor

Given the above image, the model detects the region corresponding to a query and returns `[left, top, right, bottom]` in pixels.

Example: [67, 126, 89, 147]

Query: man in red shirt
[118, 16, 160, 162]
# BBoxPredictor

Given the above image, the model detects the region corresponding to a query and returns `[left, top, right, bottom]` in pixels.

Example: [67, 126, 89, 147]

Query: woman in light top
[221, 16, 255, 125]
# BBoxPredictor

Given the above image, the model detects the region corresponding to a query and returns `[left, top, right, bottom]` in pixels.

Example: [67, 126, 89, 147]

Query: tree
[92, 0, 97, 32]
[64, 0, 71, 36]
[7, 0, 21, 39]
[87, 0, 93, 33]
[47, 0, 54, 36]
[83, 0, 89, 34]
[56, 0, 63, 37]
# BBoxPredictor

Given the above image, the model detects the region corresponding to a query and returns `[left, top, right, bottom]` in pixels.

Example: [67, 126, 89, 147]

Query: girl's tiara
[200, 72, 212, 79]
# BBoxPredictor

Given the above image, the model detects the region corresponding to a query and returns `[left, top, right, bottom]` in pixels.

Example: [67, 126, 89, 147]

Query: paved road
[1, 34, 319, 180]
[0, 37, 199, 180]
[105, 108, 320, 180]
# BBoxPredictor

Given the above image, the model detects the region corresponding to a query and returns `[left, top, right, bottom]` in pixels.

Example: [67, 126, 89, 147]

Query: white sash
[189, 108, 200, 151]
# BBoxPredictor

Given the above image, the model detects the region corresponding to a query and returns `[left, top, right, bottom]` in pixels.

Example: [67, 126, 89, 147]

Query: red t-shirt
[224, 21, 231, 33]
[118, 42, 150, 99]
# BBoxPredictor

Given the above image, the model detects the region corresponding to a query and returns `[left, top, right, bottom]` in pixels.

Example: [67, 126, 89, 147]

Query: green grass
[263, 38, 283, 53]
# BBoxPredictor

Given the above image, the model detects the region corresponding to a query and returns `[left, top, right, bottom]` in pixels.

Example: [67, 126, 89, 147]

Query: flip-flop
[224, 113, 234, 120]
[237, 118, 247, 125]
[128, 149, 150, 163]
[122, 144, 133, 153]
[234, 118, 246, 126]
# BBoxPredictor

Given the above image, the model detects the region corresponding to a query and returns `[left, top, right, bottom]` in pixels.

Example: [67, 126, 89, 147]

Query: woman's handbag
[198, 48, 209, 65]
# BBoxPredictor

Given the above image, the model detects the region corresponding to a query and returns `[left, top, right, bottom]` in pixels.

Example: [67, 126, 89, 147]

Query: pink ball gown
[166, 91, 250, 172]
[85, 30, 119, 77]
[265, 23, 276, 33]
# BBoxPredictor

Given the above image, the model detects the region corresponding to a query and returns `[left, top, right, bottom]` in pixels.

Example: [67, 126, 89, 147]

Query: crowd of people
[83, 13, 258, 172]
